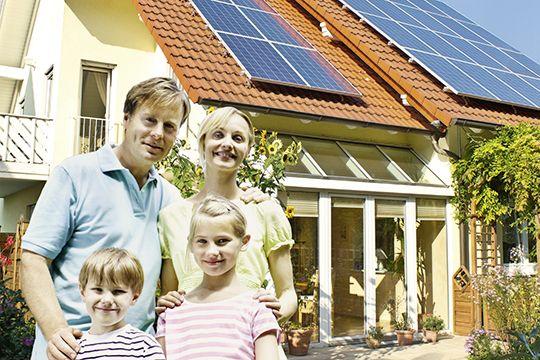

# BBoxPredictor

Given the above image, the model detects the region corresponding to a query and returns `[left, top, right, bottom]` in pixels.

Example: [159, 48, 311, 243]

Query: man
[21, 77, 190, 360]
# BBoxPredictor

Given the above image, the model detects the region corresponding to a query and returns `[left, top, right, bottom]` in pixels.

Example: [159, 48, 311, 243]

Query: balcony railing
[75, 116, 108, 154]
[0, 113, 52, 165]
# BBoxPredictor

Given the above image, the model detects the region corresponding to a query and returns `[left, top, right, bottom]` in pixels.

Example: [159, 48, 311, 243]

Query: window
[44, 66, 53, 117]
[78, 62, 113, 153]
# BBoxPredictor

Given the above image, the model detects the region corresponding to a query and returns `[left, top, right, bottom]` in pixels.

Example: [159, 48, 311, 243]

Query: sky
[441, 0, 540, 63]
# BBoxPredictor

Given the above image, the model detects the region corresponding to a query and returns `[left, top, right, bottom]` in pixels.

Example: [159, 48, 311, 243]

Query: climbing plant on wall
[450, 123, 540, 257]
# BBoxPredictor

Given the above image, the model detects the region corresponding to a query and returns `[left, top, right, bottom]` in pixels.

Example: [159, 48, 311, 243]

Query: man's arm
[21, 250, 81, 360]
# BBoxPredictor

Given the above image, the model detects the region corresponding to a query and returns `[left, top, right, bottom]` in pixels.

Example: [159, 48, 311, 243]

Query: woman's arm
[268, 246, 298, 323]
[156, 259, 183, 314]
[254, 333, 279, 360]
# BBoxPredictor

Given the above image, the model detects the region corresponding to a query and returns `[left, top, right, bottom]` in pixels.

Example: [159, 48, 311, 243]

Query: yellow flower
[271, 139, 283, 151]
[268, 143, 277, 156]
[195, 166, 203, 176]
[207, 106, 216, 114]
[257, 145, 266, 155]
[285, 205, 295, 219]
[260, 129, 267, 141]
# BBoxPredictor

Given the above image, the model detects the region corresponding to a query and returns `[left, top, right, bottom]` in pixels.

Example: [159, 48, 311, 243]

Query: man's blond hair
[79, 248, 144, 295]
[197, 107, 255, 166]
[123, 77, 191, 123]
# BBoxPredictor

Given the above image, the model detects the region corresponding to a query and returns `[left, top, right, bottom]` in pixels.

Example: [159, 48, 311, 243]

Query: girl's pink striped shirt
[156, 292, 280, 359]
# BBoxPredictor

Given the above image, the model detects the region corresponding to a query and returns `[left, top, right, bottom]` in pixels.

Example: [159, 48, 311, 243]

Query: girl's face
[190, 215, 249, 277]
[203, 115, 251, 172]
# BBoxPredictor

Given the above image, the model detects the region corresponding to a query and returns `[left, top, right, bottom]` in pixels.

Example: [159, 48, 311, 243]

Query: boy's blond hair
[123, 77, 191, 123]
[197, 107, 255, 166]
[79, 248, 144, 295]
[188, 195, 247, 243]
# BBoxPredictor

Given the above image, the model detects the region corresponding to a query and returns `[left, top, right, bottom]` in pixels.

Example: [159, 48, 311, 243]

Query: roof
[134, 0, 540, 130]
[295, 0, 540, 127]
[134, 0, 431, 131]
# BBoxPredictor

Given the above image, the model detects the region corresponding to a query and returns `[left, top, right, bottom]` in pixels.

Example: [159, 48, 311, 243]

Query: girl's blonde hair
[197, 107, 255, 166]
[188, 195, 247, 244]
[78, 248, 144, 295]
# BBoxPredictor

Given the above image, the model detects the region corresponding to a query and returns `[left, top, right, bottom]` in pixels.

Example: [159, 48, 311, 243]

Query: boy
[76, 248, 164, 359]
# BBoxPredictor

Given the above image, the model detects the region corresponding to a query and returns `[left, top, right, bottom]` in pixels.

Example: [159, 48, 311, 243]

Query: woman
[157, 107, 298, 325]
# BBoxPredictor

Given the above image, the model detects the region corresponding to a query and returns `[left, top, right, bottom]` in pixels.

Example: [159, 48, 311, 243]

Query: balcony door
[78, 65, 111, 153]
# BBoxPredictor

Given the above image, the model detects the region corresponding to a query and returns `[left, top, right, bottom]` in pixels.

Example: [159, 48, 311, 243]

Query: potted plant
[366, 325, 384, 349]
[392, 313, 415, 346]
[286, 321, 313, 356]
[422, 315, 445, 343]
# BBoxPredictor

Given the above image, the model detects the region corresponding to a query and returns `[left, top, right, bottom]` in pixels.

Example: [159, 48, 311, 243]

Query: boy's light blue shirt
[22, 144, 180, 359]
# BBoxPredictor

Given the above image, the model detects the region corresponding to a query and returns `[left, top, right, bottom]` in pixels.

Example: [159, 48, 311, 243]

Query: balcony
[75, 117, 122, 154]
[0, 113, 51, 196]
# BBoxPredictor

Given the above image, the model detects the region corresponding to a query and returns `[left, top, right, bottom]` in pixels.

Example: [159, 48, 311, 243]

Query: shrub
[423, 315, 445, 332]
[367, 325, 384, 341]
[392, 313, 412, 331]
[0, 279, 35, 360]
[465, 329, 508, 360]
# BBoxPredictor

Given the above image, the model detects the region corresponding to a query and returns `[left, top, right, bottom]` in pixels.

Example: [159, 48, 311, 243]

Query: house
[0, 0, 538, 345]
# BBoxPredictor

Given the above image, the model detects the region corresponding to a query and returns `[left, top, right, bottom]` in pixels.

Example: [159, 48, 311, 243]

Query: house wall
[50, 0, 170, 166]
[1, 183, 44, 233]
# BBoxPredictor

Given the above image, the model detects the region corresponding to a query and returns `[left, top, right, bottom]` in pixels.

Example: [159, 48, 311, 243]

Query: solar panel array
[191, 0, 361, 97]
[339, 0, 540, 109]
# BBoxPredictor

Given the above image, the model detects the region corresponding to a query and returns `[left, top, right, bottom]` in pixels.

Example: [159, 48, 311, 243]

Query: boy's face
[190, 215, 250, 277]
[80, 278, 138, 334]
[122, 102, 183, 167]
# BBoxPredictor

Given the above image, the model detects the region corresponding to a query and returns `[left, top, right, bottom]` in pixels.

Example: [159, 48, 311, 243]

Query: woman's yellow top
[158, 198, 294, 292]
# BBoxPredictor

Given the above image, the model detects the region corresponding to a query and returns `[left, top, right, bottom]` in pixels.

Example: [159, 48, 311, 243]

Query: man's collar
[98, 144, 158, 185]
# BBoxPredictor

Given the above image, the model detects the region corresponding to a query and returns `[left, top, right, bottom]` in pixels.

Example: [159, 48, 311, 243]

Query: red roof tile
[296, 0, 540, 127]
[134, 0, 431, 131]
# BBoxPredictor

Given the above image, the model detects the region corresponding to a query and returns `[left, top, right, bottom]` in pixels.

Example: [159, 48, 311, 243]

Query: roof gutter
[201, 99, 432, 135]
[451, 118, 501, 130]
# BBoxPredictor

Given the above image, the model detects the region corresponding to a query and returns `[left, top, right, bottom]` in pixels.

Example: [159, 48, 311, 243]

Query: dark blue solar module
[337, 0, 540, 109]
[191, 0, 361, 96]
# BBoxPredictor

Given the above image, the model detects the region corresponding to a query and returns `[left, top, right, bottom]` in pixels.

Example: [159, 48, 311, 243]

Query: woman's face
[203, 115, 251, 172]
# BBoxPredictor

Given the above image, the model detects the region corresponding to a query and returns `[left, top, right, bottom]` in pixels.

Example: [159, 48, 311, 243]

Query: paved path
[287, 336, 467, 359]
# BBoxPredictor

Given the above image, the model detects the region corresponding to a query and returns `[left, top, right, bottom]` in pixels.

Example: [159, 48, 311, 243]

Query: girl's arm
[254, 333, 279, 360]
[156, 337, 166, 357]
[268, 246, 298, 322]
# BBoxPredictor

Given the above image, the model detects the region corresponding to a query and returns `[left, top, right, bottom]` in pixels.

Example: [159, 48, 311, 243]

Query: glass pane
[331, 197, 365, 337]
[380, 146, 443, 185]
[375, 200, 406, 332]
[417, 199, 449, 329]
[288, 192, 319, 342]
[300, 138, 365, 178]
[341, 142, 407, 181]
[279, 135, 319, 175]
[81, 70, 108, 118]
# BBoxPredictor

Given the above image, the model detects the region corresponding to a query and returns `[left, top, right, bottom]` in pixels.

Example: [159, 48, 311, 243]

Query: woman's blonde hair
[188, 195, 247, 244]
[197, 107, 255, 166]
[79, 248, 144, 295]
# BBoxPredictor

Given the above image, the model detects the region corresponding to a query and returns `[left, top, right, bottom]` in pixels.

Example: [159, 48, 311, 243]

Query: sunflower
[271, 139, 283, 151]
[285, 205, 295, 219]
[267, 143, 278, 155]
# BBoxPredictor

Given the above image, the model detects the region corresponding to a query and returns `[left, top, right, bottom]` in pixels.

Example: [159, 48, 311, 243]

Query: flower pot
[366, 337, 381, 349]
[287, 328, 313, 356]
[395, 329, 415, 346]
[280, 330, 288, 344]
[425, 330, 438, 343]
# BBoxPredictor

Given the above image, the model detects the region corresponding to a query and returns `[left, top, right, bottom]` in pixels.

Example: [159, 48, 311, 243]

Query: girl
[156, 196, 279, 359]
[157, 107, 297, 324]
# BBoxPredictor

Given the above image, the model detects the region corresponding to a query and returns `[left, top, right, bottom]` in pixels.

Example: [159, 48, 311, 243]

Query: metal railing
[0, 113, 52, 164]
[75, 116, 109, 154]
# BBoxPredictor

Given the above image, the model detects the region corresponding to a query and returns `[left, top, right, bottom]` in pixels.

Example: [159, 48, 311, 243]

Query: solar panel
[191, 0, 361, 97]
[337, 0, 540, 109]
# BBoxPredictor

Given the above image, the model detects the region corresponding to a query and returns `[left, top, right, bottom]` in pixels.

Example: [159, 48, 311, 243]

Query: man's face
[122, 102, 183, 165]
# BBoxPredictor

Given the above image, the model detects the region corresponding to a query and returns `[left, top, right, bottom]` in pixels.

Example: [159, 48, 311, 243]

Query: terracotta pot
[279, 330, 288, 344]
[425, 330, 438, 343]
[366, 337, 381, 349]
[287, 328, 313, 356]
[395, 329, 415, 346]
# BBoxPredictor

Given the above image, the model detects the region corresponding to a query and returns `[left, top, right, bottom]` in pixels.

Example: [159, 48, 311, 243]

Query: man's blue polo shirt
[22, 145, 180, 358]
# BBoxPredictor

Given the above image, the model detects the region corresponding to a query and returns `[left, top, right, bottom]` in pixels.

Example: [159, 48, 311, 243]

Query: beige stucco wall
[1, 183, 44, 233]
[51, 0, 170, 166]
